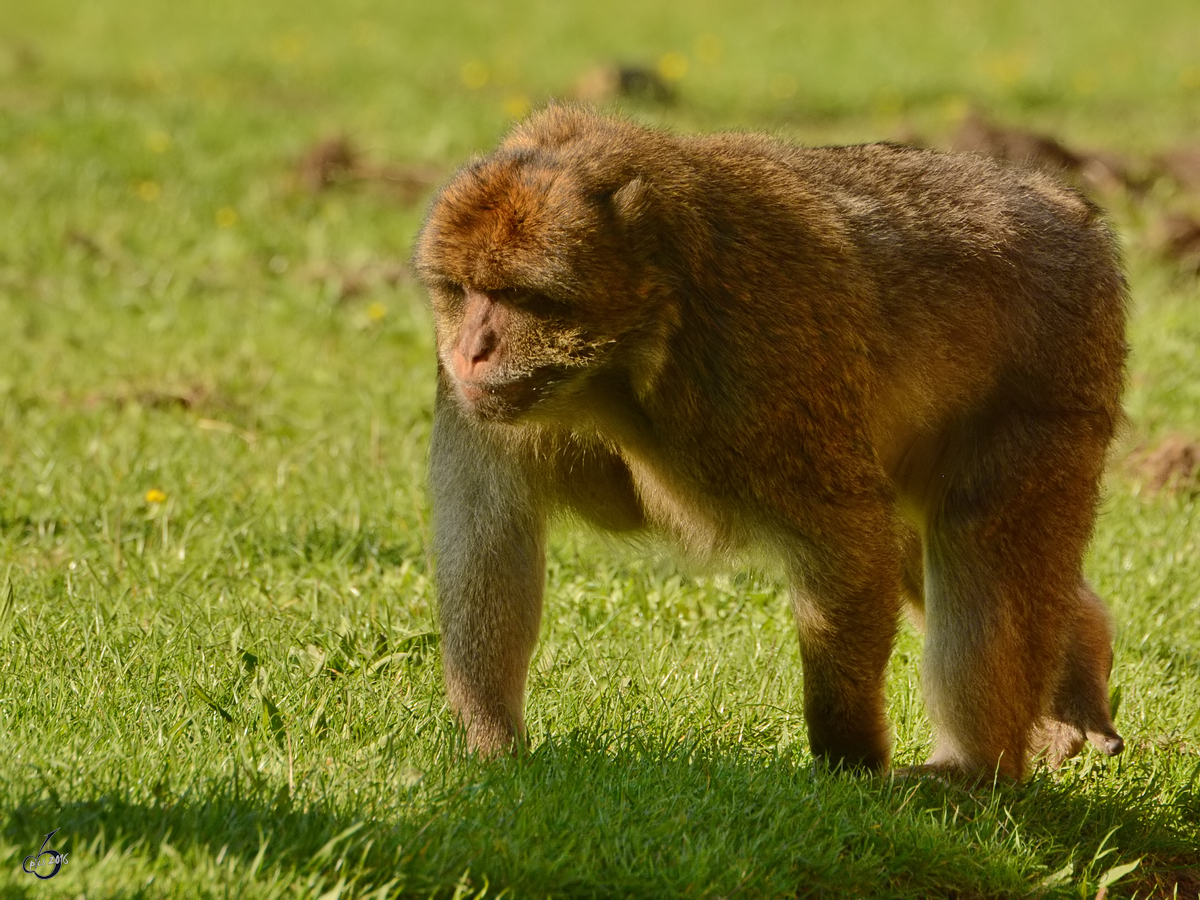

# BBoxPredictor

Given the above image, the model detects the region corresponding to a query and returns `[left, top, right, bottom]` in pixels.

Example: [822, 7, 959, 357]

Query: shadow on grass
[5, 735, 1198, 898]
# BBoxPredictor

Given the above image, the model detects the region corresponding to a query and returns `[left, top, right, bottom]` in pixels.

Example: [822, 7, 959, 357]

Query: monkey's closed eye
[428, 278, 465, 301]
[503, 289, 570, 318]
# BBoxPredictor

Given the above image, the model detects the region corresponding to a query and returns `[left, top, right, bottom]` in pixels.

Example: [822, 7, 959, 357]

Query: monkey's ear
[611, 177, 652, 225]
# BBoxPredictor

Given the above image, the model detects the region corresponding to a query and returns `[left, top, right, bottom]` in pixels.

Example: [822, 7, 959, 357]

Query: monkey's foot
[1030, 718, 1124, 769]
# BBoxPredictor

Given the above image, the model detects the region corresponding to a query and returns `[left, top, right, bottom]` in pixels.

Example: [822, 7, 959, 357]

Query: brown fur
[414, 106, 1128, 779]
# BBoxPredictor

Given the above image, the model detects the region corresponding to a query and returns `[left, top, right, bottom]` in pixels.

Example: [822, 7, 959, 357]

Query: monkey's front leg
[429, 390, 546, 756]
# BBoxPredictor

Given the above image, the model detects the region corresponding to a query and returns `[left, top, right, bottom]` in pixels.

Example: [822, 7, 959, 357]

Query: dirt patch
[1157, 146, 1200, 194]
[951, 112, 1080, 171]
[366, 160, 444, 204]
[573, 64, 675, 105]
[1127, 435, 1200, 496]
[1127, 863, 1200, 900]
[295, 137, 443, 204]
[297, 259, 409, 302]
[82, 382, 221, 413]
[947, 112, 1137, 194]
[1149, 212, 1200, 273]
[297, 137, 359, 191]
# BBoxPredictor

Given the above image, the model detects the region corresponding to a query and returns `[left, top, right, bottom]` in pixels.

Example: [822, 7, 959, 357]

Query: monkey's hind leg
[920, 415, 1113, 780]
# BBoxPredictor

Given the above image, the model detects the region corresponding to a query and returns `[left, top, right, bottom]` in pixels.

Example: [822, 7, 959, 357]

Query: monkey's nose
[455, 330, 498, 381]
[467, 330, 496, 365]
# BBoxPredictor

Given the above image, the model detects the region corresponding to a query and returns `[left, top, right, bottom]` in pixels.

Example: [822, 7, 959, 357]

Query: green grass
[1, 0, 1198, 896]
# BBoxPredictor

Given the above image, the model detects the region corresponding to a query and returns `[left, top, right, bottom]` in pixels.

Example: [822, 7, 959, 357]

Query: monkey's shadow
[5, 735, 1172, 895]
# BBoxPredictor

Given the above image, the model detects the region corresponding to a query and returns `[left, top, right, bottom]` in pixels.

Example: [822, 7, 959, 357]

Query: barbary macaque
[413, 105, 1127, 779]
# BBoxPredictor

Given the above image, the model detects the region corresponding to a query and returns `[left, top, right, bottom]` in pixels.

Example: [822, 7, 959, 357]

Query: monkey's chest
[623, 453, 761, 562]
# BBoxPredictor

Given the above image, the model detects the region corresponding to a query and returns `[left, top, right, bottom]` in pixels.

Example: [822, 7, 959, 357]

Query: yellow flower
[137, 181, 161, 202]
[503, 95, 531, 119]
[216, 207, 239, 228]
[272, 33, 306, 63]
[145, 489, 167, 504]
[658, 52, 688, 82]
[366, 301, 387, 321]
[460, 60, 489, 90]
[146, 130, 171, 154]
[941, 95, 970, 124]
[980, 50, 1029, 88]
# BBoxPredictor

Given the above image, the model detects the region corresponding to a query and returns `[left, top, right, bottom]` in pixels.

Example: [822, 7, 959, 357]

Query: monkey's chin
[453, 377, 538, 424]
[453, 366, 589, 425]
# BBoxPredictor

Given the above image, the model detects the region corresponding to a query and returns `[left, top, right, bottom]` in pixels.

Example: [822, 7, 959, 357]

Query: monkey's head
[414, 107, 681, 423]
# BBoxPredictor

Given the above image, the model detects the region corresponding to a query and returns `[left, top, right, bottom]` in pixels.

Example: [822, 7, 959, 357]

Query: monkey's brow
[420, 273, 466, 294]
[492, 286, 544, 301]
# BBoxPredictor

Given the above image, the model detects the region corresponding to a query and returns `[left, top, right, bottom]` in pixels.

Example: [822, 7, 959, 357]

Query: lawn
[0, 0, 1198, 896]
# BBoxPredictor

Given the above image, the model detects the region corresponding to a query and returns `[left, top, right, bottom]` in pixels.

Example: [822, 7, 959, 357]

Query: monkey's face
[415, 147, 672, 424]
[425, 283, 602, 422]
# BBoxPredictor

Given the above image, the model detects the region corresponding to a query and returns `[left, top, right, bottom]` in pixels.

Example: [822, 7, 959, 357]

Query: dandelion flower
[658, 52, 688, 82]
[460, 60, 489, 90]
[146, 131, 171, 154]
[503, 95, 531, 118]
[145, 489, 167, 504]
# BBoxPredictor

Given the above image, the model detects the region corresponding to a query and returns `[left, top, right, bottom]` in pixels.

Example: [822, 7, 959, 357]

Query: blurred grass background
[1, 0, 1198, 897]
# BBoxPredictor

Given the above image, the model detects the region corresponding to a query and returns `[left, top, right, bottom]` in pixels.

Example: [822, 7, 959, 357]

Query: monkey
[413, 105, 1127, 780]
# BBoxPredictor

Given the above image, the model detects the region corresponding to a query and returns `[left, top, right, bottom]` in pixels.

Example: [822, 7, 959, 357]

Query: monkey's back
[678, 132, 1128, 421]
